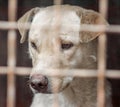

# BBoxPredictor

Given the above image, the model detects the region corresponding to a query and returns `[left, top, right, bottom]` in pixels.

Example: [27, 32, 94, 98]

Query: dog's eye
[31, 42, 37, 49]
[61, 43, 74, 50]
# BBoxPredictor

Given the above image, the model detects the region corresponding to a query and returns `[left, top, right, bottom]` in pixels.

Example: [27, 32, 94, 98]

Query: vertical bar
[54, 0, 62, 5]
[97, 0, 108, 107]
[97, 33, 107, 107]
[7, 0, 17, 107]
[99, 0, 108, 18]
[53, 0, 63, 107]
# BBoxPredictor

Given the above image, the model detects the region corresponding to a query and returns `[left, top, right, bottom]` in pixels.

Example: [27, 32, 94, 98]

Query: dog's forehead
[33, 9, 80, 25]
[29, 9, 80, 43]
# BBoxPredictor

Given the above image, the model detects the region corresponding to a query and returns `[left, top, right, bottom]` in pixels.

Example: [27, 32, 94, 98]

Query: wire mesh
[7, 0, 17, 107]
[0, 0, 119, 107]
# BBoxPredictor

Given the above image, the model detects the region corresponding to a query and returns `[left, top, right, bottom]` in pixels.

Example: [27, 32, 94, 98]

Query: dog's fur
[18, 5, 112, 107]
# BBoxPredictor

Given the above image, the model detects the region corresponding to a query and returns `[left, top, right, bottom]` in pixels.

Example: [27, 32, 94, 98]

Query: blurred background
[0, 0, 120, 107]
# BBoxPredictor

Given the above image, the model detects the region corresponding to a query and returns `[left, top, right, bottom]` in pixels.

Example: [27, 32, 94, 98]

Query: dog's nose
[30, 74, 48, 93]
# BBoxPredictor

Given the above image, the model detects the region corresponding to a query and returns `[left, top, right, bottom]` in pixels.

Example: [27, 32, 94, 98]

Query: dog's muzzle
[30, 74, 49, 93]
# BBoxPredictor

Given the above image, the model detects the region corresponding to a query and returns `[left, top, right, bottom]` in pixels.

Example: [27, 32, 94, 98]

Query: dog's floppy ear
[78, 9, 108, 43]
[17, 7, 40, 43]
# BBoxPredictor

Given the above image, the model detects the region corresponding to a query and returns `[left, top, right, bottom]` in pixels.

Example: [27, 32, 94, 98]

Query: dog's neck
[31, 78, 97, 107]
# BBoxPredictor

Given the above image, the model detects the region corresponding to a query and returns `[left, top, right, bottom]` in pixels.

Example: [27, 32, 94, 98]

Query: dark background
[0, 0, 120, 107]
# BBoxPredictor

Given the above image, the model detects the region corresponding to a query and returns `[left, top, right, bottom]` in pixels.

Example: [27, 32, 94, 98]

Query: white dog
[18, 5, 112, 107]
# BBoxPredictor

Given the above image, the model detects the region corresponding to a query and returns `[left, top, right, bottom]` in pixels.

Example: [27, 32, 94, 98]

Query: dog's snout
[30, 74, 48, 93]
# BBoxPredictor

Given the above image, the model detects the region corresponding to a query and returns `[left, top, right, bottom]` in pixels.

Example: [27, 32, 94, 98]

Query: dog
[18, 5, 112, 107]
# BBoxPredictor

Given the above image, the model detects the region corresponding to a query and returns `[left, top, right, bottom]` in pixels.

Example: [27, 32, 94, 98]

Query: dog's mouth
[30, 83, 69, 94]
[33, 89, 53, 94]
[29, 80, 70, 94]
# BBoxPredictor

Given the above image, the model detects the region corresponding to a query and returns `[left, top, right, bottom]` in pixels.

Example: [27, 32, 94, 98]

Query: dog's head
[18, 5, 107, 94]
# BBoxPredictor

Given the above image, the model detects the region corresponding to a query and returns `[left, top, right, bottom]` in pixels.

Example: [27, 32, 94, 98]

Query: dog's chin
[34, 90, 53, 94]
[33, 88, 64, 94]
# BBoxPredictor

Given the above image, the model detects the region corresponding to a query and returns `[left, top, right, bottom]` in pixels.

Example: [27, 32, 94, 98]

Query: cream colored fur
[18, 5, 112, 107]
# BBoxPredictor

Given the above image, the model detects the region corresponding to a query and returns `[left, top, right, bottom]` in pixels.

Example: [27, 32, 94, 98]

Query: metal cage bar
[97, 0, 108, 107]
[0, 67, 120, 78]
[7, 0, 17, 107]
[54, 0, 63, 5]
[1, 21, 120, 33]
[53, 1, 63, 107]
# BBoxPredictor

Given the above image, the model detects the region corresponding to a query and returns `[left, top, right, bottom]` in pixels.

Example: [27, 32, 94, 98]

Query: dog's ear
[17, 7, 40, 43]
[77, 9, 108, 43]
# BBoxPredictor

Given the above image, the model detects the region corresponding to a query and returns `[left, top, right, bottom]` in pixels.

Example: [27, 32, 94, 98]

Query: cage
[0, 0, 120, 107]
